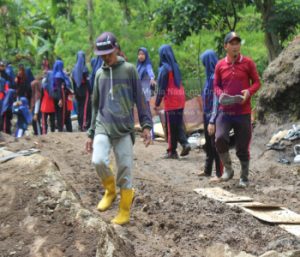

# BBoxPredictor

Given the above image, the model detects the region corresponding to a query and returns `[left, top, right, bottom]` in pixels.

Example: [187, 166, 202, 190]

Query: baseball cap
[94, 32, 118, 56]
[224, 32, 241, 44]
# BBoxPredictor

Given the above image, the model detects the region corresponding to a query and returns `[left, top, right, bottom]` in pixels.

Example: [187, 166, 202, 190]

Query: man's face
[101, 50, 118, 66]
[0, 65, 5, 71]
[224, 39, 241, 58]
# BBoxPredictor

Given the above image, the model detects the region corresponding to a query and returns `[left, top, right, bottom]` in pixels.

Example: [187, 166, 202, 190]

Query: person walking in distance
[154, 44, 191, 159]
[200, 49, 223, 179]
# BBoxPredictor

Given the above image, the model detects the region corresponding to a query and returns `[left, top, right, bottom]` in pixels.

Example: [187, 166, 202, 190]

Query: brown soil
[1, 122, 300, 257]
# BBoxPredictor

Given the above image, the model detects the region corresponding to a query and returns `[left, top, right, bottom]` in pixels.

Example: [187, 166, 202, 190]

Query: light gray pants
[92, 134, 133, 189]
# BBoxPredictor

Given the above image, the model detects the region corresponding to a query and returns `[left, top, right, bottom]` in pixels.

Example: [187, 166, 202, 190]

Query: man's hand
[33, 114, 38, 122]
[85, 138, 93, 153]
[142, 128, 152, 147]
[241, 89, 250, 104]
[207, 124, 215, 136]
[58, 99, 63, 107]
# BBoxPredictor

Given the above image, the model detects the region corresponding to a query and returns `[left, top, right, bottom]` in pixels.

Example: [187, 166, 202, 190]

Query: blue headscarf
[0, 77, 5, 92]
[72, 51, 88, 88]
[5, 64, 15, 85]
[158, 44, 182, 88]
[90, 56, 103, 88]
[0, 77, 7, 115]
[52, 60, 71, 89]
[25, 68, 35, 86]
[1, 89, 16, 115]
[136, 47, 152, 80]
[42, 71, 53, 93]
[200, 49, 218, 115]
[19, 97, 32, 124]
[200, 50, 218, 82]
[91, 57, 96, 68]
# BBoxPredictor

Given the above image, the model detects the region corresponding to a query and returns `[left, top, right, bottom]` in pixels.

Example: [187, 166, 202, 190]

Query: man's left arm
[248, 60, 261, 96]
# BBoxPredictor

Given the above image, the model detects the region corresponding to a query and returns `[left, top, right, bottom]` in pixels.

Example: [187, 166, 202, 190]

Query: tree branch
[231, 0, 237, 31]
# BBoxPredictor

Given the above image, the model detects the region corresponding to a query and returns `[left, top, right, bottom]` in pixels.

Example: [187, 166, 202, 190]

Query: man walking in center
[86, 32, 152, 225]
[212, 32, 261, 187]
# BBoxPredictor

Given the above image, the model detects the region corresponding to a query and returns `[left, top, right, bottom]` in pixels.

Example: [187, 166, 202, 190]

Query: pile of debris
[266, 123, 300, 164]
[134, 96, 204, 144]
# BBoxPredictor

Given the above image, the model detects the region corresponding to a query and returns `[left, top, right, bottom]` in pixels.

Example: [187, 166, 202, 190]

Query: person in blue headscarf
[40, 71, 56, 134]
[72, 51, 91, 131]
[154, 44, 191, 159]
[51, 59, 73, 132]
[136, 47, 156, 139]
[137, 47, 156, 100]
[200, 49, 223, 180]
[1, 89, 16, 134]
[13, 96, 32, 137]
[26, 67, 35, 87]
[0, 77, 5, 113]
[0, 61, 10, 85]
[90, 56, 103, 89]
[5, 64, 15, 88]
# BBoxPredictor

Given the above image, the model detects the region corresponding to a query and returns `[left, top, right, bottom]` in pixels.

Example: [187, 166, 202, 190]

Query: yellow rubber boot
[111, 188, 135, 225]
[97, 176, 116, 212]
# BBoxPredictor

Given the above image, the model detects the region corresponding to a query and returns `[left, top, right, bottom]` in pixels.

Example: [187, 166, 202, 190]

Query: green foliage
[155, 0, 248, 48]
[267, 0, 300, 44]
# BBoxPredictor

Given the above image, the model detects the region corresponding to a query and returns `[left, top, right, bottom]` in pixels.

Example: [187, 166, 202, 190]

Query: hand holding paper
[219, 93, 244, 106]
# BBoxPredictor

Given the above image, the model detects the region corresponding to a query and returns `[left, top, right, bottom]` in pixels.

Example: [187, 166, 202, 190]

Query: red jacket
[67, 94, 73, 111]
[41, 89, 55, 113]
[0, 83, 9, 100]
[163, 71, 185, 111]
[214, 54, 261, 115]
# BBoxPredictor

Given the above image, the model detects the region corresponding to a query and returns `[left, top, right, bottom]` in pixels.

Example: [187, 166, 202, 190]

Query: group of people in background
[0, 62, 35, 137]
[0, 52, 100, 137]
[0, 42, 151, 139]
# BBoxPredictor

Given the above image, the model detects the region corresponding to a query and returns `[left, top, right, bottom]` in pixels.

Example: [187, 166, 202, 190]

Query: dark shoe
[180, 144, 191, 157]
[238, 179, 249, 188]
[198, 171, 211, 177]
[162, 152, 179, 159]
[204, 158, 213, 176]
[240, 160, 249, 182]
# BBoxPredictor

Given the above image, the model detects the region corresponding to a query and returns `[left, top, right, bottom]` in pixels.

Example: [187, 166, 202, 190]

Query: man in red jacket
[211, 32, 261, 187]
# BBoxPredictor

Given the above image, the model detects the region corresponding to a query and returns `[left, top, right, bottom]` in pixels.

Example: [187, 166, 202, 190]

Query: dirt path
[2, 125, 300, 256]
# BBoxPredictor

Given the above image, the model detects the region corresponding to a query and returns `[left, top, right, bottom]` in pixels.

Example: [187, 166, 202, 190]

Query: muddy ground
[1, 121, 300, 257]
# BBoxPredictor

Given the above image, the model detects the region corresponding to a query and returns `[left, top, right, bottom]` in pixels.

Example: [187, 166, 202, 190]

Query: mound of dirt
[256, 36, 300, 123]
[0, 148, 135, 257]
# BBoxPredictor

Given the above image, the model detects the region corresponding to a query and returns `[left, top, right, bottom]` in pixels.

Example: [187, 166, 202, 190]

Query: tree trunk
[67, 0, 72, 21]
[15, 31, 19, 49]
[87, 0, 94, 50]
[264, 31, 282, 62]
[254, 0, 282, 62]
